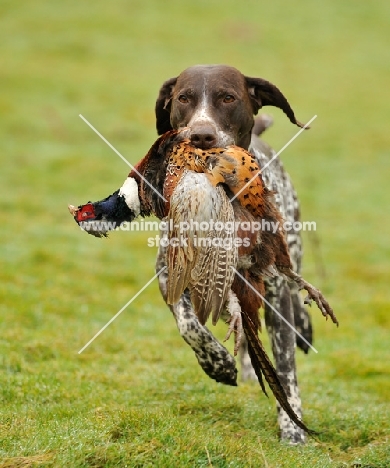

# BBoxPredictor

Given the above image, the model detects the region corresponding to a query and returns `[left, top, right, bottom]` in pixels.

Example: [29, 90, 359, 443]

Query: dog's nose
[190, 128, 217, 149]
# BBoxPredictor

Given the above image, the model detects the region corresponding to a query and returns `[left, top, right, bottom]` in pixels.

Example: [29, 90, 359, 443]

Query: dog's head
[155, 65, 306, 150]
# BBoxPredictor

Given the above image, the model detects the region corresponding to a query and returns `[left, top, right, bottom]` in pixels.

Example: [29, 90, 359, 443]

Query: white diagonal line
[78, 266, 167, 354]
[231, 267, 318, 353]
[230, 115, 317, 203]
[79, 114, 167, 202]
[260, 114, 317, 172]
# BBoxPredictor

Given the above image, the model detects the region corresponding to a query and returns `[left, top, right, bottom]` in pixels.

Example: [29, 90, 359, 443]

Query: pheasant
[152, 131, 336, 331]
[69, 129, 338, 435]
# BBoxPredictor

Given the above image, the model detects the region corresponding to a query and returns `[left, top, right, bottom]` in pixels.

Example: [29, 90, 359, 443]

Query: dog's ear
[245, 77, 307, 129]
[155, 77, 177, 135]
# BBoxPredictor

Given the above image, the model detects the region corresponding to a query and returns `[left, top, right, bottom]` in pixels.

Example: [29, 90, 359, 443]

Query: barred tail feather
[241, 312, 317, 436]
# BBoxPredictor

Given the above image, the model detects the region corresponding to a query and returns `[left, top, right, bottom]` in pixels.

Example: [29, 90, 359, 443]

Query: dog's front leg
[264, 276, 306, 444]
[155, 237, 238, 386]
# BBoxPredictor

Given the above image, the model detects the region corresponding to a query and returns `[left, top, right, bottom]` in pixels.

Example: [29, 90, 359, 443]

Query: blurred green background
[1, 1, 389, 467]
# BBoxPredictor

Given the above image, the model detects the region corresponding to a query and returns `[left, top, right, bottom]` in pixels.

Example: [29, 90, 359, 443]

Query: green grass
[1, 0, 389, 466]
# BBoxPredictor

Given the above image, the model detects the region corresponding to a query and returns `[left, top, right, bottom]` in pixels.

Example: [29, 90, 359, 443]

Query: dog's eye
[223, 94, 235, 103]
[178, 95, 189, 103]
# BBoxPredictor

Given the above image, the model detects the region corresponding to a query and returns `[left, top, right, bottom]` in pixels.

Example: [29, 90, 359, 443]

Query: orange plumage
[163, 139, 268, 218]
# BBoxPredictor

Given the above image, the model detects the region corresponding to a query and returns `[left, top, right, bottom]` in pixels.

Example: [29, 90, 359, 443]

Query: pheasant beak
[68, 204, 78, 217]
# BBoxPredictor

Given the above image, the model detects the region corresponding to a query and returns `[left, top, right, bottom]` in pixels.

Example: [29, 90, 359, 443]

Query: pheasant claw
[224, 290, 243, 356]
[224, 312, 243, 356]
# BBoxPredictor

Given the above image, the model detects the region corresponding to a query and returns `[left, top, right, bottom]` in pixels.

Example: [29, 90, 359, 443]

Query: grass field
[1, 0, 389, 466]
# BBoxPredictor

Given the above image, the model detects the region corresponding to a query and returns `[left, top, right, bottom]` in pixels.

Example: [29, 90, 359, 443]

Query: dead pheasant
[69, 129, 338, 436]
[157, 132, 337, 327]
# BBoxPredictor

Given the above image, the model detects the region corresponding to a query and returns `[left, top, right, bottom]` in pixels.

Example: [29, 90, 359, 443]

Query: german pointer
[154, 64, 313, 444]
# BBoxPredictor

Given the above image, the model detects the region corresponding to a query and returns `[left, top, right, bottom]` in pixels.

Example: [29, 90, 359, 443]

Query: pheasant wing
[190, 188, 237, 325]
[166, 172, 237, 325]
[166, 174, 196, 306]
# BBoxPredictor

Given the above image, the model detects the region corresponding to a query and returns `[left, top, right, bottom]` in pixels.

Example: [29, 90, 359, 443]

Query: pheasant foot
[223, 290, 243, 356]
[285, 270, 338, 326]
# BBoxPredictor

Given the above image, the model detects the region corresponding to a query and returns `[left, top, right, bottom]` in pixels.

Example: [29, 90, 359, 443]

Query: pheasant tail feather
[241, 312, 317, 436]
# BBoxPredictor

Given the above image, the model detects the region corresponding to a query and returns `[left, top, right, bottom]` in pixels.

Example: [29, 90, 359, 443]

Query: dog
[154, 64, 313, 444]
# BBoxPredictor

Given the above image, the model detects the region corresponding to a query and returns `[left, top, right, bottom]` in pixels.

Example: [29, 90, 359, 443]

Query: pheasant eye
[178, 95, 189, 103]
[223, 94, 235, 103]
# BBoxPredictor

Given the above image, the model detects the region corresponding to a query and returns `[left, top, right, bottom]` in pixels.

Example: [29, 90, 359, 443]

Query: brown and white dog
[154, 64, 313, 444]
